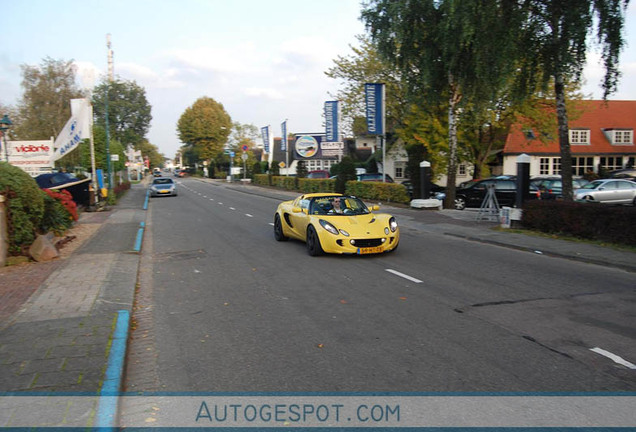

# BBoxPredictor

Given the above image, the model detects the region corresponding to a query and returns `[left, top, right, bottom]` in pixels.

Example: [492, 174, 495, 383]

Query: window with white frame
[600, 156, 624, 171]
[539, 157, 560, 175]
[552, 158, 562, 175]
[458, 164, 467, 177]
[540, 158, 550, 175]
[394, 164, 405, 179]
[572, 157, 594, 175]
[613, 130, 633, 145]
[570, 129, 590, 145]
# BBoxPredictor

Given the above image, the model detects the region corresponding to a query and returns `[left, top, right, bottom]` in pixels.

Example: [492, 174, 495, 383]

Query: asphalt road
[128, 177, 636, 392]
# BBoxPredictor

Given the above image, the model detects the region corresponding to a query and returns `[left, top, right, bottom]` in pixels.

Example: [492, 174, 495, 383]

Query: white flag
[52, 98, 91, 162]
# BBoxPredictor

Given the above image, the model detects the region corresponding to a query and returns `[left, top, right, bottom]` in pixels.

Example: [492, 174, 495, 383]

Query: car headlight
[319, 219, 339, 236]
[389, 217, 398, 233]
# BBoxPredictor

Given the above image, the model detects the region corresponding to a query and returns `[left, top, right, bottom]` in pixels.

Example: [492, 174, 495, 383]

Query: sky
[1, 0, 635, 159]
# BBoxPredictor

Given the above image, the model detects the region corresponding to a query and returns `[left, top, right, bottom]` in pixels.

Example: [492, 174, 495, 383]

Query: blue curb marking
[143, 189, 150, 210]
[96, 309, 130, 429]
[133, 222, 145, 252]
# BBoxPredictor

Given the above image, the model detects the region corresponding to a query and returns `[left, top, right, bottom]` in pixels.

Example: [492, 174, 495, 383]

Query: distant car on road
[149, 177, 178, 197]
[574, 179, 636, 205]
[273, 193, 399, 256]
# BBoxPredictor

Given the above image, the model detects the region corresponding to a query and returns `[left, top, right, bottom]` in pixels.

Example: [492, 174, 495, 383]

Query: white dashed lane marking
[385, 269, 423, 284]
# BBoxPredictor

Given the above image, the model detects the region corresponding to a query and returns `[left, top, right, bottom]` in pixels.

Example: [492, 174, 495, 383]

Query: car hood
[319, 213, 392, 234]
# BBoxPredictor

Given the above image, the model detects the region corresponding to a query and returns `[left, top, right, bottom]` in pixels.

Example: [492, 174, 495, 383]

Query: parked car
[573, 179, 636, 205]
[149, 177, 178, 197]
[357, 173, 394, 182]
[273, 193, 399, 256]
[35, 172, 91, 206]
[537, 178, 590, 200]
[307, 170, 330, 179]
[401, 180, 445, 199]
[608, 168, 636, 180]
[454, 178, 538, 210]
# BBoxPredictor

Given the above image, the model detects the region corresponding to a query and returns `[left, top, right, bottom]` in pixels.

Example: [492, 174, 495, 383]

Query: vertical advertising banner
[261, 126, 270, 153]
[324, 101, 339, 142]
[365, 83, 384, 135]
[280, 121, 287, 152]
[52, 98, 91, 162]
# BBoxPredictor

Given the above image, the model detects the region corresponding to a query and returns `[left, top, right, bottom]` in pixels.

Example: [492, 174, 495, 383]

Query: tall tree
[513, 0, 629, 201]
[92, 78, 153, 149]
[177, 97, 232, 162]
[14, 57, 85, 140]
[362, 0, 522, 208]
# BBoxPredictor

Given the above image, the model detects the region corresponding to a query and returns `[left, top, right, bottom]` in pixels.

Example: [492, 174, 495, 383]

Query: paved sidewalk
[0, 182, 148, 395]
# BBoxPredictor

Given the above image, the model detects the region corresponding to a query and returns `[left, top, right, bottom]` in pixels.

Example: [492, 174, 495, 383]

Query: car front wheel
[274, 214, 288, 242]
[306, 225, 324, 256]
[454, 197, 467, 210]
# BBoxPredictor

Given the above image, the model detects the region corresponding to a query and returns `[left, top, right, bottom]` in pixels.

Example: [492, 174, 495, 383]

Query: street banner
[280, 121, 287, 152]
[52, 98, 91, 162]
[324, 101, 339, 142]
[364, 83, 384, 135]
[261, 126, 270, 153]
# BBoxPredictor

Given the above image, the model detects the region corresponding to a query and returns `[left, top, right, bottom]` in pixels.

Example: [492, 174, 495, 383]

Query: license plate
[159, 190, 170, 193]
[358, 246, 383, 254]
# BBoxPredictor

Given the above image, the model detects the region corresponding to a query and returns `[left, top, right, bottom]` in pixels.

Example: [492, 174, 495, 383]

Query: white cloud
[243, 87, 284, 100]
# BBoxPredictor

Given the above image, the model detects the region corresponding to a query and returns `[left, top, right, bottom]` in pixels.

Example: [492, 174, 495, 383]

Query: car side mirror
[292, 207, 303, 213]
[370, 205, 380, 211]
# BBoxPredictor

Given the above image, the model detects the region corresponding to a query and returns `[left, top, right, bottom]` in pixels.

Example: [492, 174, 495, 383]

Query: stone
[29, 233, 59, 262]
[410, 199, 443, 210]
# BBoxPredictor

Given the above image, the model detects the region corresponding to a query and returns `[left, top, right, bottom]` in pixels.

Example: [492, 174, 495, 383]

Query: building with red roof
[503, 100, 635, 177]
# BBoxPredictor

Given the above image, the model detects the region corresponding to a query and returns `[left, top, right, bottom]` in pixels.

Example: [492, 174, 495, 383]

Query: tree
[362, 0, 522, 208]
[13, 57, 85, 140]
[177, 97, 232, 163]
[334, 156, 356, 194]
[513, 0, 629, 201]
[296, 160, 308, 178]
[92, 78, 153, 149]
[325, 35, 408, 136]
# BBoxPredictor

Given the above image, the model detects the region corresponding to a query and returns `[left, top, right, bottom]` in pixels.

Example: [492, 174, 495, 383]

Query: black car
[609, 168, 636, 180]
[454, 178, 537, 210]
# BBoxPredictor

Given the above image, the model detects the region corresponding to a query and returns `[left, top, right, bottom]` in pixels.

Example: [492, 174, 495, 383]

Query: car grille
[351, 238, 383, 248]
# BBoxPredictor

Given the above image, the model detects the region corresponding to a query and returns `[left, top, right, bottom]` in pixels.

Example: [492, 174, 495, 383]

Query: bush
[0, 162, 46, 254]
[345, 181, 410, 204]
[40, 189, 75, 235]
[522, 200, 636, 246]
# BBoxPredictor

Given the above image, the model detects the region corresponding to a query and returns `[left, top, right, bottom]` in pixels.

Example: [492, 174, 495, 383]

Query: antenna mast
[106, 33, 114, 81]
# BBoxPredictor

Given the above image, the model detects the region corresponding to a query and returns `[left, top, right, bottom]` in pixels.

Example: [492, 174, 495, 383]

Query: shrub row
[522, 200, 636, 246]
[252, 174, 410, 203]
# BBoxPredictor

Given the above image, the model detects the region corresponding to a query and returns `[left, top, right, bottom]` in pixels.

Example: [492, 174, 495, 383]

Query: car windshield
[310, 196, 370, 216]
[585, 180, 604, 190]
[153, 178, 174, 185]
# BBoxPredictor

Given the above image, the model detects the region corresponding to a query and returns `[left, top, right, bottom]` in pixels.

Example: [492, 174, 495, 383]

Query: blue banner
[261, 126, 270, 153]
[365, 83, 384, 135]
[324, 101, 339, 142]
[280, 121, 287, 152]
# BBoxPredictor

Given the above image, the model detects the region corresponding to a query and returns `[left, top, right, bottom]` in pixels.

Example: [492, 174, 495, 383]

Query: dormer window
[569, 129, 590, 145]
[612, 129, 633, 145]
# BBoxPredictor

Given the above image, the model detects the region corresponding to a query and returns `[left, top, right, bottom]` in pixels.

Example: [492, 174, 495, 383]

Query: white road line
[385, 269, 423, 283]
[268, 223, 274, 226]
[209, 198, 214, 201]
[218, 202, 223, 205]
[590, 347, 636, 370]
[245, 214, 253, 218]
[230, 207, 236, 210]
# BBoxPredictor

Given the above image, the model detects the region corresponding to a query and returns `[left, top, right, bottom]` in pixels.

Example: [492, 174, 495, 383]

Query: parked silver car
[573, 179, 636, 205]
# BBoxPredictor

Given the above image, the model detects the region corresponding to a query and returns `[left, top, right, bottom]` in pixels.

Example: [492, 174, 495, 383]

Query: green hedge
[522, 200, 636, 246]
[0, 162, 45, 254]
[252, 173, 410, 203]
[345, 181, 410, 204]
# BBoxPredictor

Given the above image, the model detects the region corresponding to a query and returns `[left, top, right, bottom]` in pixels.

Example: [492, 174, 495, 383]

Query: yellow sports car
[273, 193, 399, 256]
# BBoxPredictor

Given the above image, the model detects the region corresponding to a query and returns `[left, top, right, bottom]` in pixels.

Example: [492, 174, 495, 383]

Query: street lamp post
[0, 115, 13, 162]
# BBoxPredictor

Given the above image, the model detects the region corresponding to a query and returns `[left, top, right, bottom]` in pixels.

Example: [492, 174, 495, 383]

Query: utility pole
[105, 34, 114, 193]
